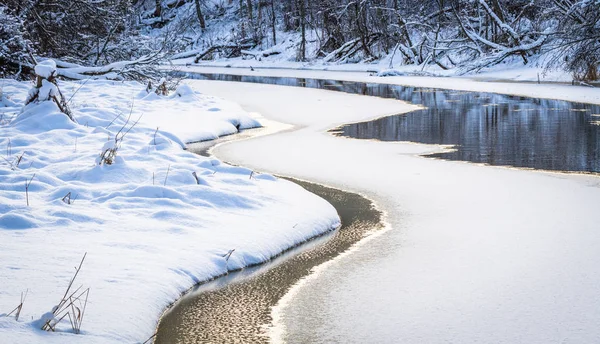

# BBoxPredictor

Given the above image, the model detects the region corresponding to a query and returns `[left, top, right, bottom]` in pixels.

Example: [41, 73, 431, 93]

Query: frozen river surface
[186, 76, 600, 344]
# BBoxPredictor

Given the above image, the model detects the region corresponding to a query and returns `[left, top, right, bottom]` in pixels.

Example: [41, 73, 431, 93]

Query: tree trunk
[153, 0, 161, 17]
[194, 0, 206, 29]
[271, 0, 277, 45]
[246, 0, 253, 22]
[299, 0, 306, 60]
[239, 0, 246, 38]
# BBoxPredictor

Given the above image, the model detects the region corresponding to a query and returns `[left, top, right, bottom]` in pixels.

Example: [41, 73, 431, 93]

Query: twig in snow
[6, 289, 28, 321]
[104, 111, 122, 129]
[14, 152, 24, 168]
[221, 249, 236, 272]
[65, 75, 94, 106]
[25, 173, 35, 206]
[42, 253, 90, 334]
[163, 164, 171, 186]
[61, 192, 77, 205]
[98, 101, 142, 165]
[153, 127, 159, 145]
[1, 151, 25, 171]
[142, 332, 158, 344]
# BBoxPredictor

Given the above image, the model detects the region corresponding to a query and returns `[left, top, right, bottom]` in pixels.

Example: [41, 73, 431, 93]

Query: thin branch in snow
[6, 289, 28, 321]
[222, 249, 236, 272]
[192, 171, 200, 185]
[25, 173, 35, 206]
[163, 165, 171, 186]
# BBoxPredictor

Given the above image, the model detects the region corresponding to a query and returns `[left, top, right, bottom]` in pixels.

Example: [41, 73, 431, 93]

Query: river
[157, 73, 600, 343]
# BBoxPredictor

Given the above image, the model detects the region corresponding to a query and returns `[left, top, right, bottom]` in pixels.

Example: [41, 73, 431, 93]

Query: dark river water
[155, 138, 383, 343]
[179, 72, 600, 174]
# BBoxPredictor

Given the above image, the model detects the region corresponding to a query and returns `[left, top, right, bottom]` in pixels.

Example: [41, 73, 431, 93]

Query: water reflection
[178, 72, 600, 173]
[339, 92, 600, 173]
[155, 174, 383, 343]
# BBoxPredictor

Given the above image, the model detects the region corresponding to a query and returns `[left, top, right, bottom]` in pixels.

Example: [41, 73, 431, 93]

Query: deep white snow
[0, 77, 340, 343]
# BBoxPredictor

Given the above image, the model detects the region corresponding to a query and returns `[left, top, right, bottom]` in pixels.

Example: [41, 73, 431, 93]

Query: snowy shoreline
[0, 78, 340, 343]
[174, 64, 600, 106]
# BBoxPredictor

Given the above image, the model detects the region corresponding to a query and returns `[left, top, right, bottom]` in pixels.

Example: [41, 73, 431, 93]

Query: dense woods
[1, 0, 598, 80]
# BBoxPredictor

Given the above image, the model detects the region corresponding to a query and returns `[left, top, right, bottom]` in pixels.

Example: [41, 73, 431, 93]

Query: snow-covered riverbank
[0, 78, 340, 343]
[185, 78, 600, 343]
[176, 65, 600, 105]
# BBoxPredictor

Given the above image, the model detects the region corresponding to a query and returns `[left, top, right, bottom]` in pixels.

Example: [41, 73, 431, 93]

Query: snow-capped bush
[23, 60, 75, 122]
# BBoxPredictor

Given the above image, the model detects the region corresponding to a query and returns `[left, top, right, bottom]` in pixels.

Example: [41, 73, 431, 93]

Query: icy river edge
[179, 71, 600, 344]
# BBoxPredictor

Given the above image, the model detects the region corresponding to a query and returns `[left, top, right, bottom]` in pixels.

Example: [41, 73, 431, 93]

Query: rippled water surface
[155, 173, 382, 343]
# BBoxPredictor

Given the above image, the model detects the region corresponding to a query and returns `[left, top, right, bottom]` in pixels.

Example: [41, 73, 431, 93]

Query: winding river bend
[157, 73, 600, 343]
[156, 143, 383, 343]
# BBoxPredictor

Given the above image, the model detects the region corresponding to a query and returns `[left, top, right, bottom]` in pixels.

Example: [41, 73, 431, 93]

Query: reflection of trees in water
[342, 90, 600, 173]
[179, 72, 600, 173]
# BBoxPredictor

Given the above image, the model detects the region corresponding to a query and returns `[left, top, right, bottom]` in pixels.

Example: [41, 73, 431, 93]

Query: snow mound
[12, 101, 77, 132]
[175, 84, 195, 97]
[0, 213, 38, 230]
[34, 59, 57, 79]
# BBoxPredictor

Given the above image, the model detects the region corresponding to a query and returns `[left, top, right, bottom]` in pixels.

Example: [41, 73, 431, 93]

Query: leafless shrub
[25, 61, 75, 122]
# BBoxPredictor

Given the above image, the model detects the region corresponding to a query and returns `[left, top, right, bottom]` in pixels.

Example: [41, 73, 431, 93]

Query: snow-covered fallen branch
[194, 43, 255, 63]
[55, 54, 166, 81]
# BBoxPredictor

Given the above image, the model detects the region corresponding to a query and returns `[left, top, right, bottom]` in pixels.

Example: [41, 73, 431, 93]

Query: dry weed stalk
[61, 192, 78, 205]
[41, 253, 90, 334]
[25, 173, 35, 206]
[163, 164, 171, 186]
[1, 150, 25, 171]
[98, 100, 141, 165]
[153, 127, 159, 145]
[222, 249, 236, 272]
[6, 289, 28, 321]
[192, 171, 200, 184]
